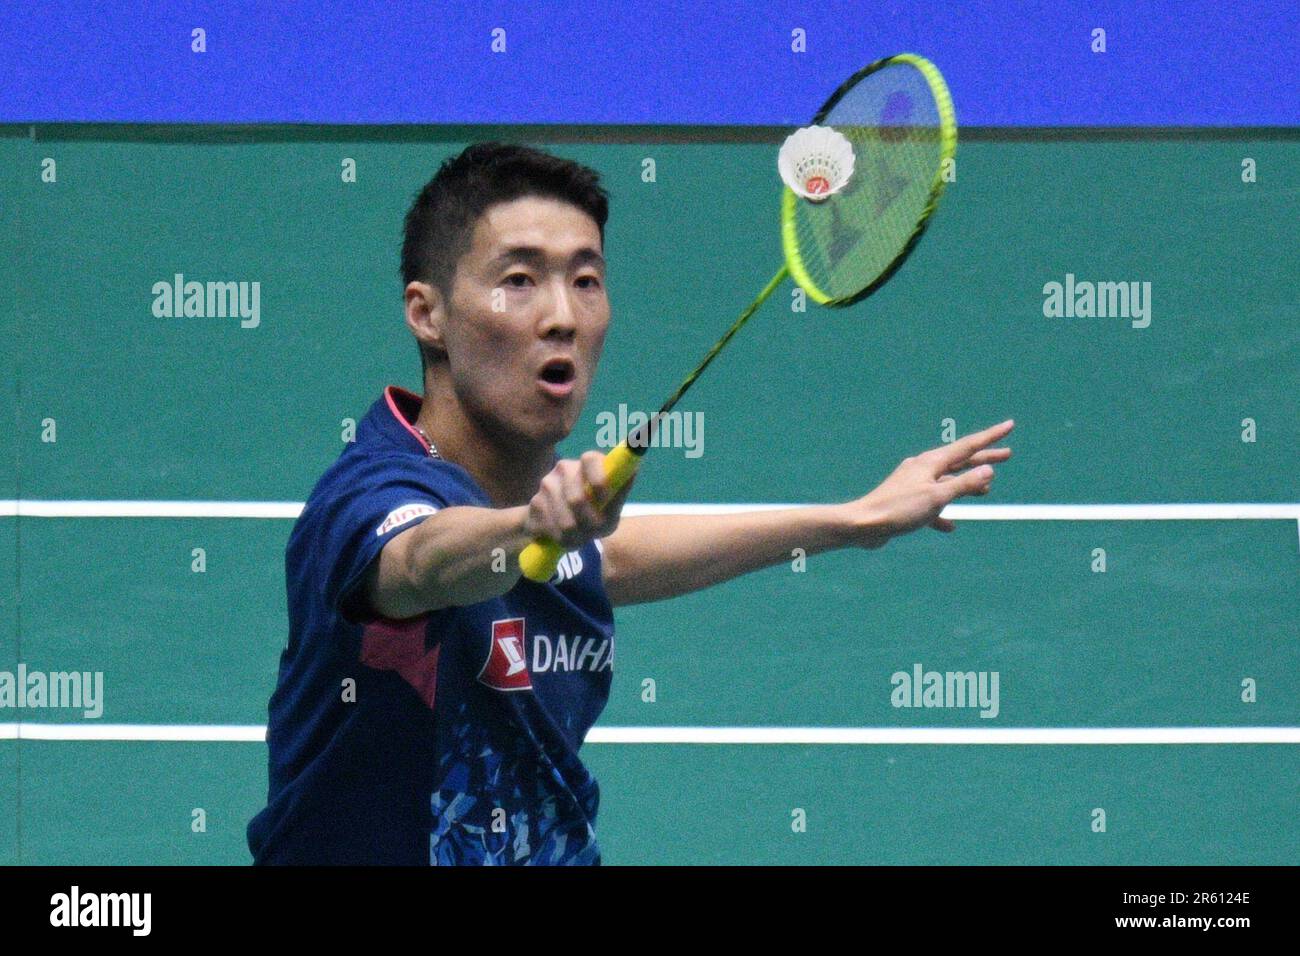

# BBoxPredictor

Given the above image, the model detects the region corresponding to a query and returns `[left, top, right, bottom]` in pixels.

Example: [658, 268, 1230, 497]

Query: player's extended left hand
[844, 419, 1015, 547]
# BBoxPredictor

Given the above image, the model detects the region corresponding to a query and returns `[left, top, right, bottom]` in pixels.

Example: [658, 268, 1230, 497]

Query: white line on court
[3, 500, 1300, 520]
[3, 724, 1299, 745]
[1, 505, 1293, 745]
[0, 500, 305, 519]
[0, 724, 269, 742]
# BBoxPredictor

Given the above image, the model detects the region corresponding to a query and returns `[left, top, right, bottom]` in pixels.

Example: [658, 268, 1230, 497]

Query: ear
[404, 281, 449, 359]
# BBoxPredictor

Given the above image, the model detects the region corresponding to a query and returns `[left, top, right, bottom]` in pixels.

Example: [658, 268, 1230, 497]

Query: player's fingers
[945, 463, 995, 500]
[929, 421, 1012, 473]
[944, 446, 1012, 474]
[556, 462, 591, 511]
[579, 451, 610, 508]
[528, 471, 568, 540]
[930, 515, 956, 533]
[930, 420, 1015, 474]
[560, 461, 604, 531]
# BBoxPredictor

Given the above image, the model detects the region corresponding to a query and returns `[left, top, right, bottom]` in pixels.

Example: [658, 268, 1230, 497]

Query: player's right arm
[362, 452, 634, 620]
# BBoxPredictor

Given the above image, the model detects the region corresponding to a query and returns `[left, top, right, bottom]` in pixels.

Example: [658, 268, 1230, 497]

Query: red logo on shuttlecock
[477, 617, 532, 691]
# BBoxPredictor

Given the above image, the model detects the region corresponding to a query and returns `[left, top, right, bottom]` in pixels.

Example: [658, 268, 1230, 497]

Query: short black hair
[401, 142, 610, 373]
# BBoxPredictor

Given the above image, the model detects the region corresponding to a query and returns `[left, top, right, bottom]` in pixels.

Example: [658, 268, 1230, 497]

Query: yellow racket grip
[518, 440, 641, 582]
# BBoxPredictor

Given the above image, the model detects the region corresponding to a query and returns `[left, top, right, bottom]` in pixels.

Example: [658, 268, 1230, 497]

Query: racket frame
[782, 52, 957, 307]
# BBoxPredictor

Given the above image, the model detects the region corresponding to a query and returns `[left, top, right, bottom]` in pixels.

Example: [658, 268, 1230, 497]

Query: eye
[504, 272, 534, 287]
[576, 275, 603, 290]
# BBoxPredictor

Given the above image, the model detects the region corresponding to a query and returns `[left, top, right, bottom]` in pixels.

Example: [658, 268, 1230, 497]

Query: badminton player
[247, 142, 1013, 865]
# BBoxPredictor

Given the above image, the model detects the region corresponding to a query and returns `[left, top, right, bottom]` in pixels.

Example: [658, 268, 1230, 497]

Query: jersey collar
[382, 385, 433, 456]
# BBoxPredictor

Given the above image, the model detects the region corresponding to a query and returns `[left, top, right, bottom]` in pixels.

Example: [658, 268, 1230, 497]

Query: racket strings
[790, 61, 948, 303]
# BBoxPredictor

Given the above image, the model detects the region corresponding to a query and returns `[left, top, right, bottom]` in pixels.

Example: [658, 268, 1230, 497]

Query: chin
[537, 397, 586, 444]
[505, 406, 571, 449]
[534, 418, 577, 447]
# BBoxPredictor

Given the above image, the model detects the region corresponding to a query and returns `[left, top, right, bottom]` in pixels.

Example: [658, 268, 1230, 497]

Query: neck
[414, 374, 554, 508]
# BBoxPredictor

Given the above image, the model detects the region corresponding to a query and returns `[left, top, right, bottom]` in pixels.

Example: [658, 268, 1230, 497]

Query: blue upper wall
[3, 0, 1296, 126]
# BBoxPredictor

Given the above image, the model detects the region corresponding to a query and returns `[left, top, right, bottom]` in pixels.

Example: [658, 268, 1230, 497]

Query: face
[435, 195, 610, 448]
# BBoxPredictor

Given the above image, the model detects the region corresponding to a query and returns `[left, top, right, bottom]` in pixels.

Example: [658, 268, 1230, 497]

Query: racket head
[781, 53, 956, 307]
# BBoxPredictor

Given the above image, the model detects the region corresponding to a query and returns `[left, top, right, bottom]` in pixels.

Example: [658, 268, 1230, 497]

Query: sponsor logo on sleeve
[376, 502, 439, 537]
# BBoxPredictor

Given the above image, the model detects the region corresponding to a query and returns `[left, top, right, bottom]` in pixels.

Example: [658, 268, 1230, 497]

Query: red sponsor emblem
[477, 617, 532, 691]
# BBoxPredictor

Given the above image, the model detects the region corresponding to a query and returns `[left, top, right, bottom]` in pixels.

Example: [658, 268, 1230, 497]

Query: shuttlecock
[778, 125, 856, 202]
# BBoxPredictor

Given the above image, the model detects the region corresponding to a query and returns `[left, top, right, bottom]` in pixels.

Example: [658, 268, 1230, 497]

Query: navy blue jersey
[248, 386, 615, 865]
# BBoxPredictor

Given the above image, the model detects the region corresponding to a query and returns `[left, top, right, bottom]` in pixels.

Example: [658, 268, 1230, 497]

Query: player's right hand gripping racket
[519, 52, 958, 582]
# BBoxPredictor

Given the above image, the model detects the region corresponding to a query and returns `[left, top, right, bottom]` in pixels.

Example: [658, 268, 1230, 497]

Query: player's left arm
[600, 506, 853, 606]
[600, 420, 1013, 607]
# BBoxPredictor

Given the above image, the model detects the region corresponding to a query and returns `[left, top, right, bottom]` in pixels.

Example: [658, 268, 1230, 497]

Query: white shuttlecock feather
[778, 125, 856, 202]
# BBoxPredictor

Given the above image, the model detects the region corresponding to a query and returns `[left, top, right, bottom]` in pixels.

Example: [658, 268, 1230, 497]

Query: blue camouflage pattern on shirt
[430, 702, 601, 865]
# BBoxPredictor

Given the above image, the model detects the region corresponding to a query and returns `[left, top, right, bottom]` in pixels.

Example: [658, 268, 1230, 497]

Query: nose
[537, 276, 578, 341]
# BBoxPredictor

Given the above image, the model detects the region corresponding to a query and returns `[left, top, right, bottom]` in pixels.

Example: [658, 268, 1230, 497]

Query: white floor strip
[3, 500, 1299, 520]
[3, 724, 1299, 745]
[1, 500, 305, 519]
[588, 726, 1300, 745]
[2, 724, 269, 742]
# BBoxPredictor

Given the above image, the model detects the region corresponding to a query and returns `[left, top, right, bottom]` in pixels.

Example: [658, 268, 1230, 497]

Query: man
[247, 142, 1014, 865]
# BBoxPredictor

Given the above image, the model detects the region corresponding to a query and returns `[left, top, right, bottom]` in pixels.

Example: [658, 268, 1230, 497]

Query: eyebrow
[489, 245, 606, 272]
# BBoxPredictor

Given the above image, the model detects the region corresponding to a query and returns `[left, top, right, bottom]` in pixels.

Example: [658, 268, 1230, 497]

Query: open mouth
[538, 358, 576, 386]
[537, 357, 577, 397]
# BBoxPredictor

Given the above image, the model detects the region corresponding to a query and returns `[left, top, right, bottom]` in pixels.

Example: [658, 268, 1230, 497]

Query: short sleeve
[308, 456, 479, 625]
